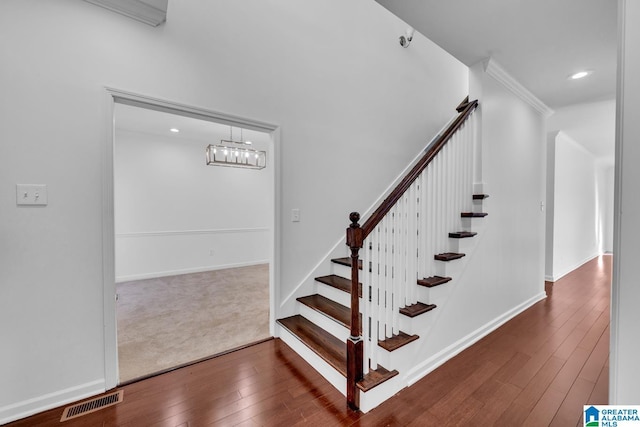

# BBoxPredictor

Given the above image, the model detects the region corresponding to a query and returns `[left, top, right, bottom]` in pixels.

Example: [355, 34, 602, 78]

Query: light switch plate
[16, 184, 48, 206]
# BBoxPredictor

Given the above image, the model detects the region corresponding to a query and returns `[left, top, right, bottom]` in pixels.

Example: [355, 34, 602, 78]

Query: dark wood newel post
[346, 212, 364, 410]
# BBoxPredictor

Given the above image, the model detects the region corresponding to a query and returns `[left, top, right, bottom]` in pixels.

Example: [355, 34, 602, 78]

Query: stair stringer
[400, 205, 547, 388]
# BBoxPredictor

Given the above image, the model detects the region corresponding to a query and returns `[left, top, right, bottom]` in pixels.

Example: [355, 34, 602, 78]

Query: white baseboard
[0, 379, 105, 425]
[547, 252, 601, 282]
[115, 259, 269, 283]
[405, 291, 547, 386]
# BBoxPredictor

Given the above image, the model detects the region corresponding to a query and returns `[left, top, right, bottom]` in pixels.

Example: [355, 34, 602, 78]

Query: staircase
[277, 97, 484, 412]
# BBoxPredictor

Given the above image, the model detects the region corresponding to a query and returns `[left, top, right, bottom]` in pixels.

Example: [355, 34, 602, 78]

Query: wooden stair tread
[461, 212, 488, 217]
[297, 294, 361, 330]
[315, 274, 362, 298]
[331, 257, 362, 269]
[418, 276, 452, 287]
[357, 366, 399, 392]
[399, 302, 437, 318]
[434, 252, 465, 261]
[277, 315, 346, 376]
[378, 331, 419, 351]
[449, 231, 477, 238]
[473, 194, 489, 200]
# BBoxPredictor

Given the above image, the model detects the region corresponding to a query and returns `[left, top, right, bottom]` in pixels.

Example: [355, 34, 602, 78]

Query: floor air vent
[60, 390, 123, 422]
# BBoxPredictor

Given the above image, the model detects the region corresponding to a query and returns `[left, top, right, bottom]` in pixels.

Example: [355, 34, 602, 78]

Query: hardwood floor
[7, 255, 610, 426]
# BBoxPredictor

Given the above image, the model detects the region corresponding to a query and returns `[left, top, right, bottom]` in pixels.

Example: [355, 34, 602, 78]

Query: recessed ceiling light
[569, 71, 592, 80]
[170, 128, 180, 133]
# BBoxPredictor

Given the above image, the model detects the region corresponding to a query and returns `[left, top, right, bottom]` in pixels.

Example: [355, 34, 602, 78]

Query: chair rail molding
[115, 227, 270, 239]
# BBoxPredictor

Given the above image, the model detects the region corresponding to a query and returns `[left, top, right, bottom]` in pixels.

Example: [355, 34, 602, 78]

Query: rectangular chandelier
[206, 140, 266, 170]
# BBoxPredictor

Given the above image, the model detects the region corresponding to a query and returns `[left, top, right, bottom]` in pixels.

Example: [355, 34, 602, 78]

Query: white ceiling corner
[483, 59, 554, 118]
[83, 0, 167, 26]
[375, 0, 617, 162]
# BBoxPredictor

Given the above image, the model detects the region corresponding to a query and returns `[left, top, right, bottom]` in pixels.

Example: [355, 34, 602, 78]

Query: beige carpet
[116, 264, 270, 383]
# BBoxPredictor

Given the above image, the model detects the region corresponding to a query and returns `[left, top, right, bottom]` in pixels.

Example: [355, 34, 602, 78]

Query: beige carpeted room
[113, 104, 273, 383]
[116, 264, 269, 382]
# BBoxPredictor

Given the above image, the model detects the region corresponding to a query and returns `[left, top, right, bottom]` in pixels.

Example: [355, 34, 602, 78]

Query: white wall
[114, 119, 271, 281]
[545, 132, 557, 279]
[601, 163, 615, 253]
[611, 0, 640, 404]
[546, 131, 607, 281]
[469, 63, 548, 320]
[0, 0, 467, 422]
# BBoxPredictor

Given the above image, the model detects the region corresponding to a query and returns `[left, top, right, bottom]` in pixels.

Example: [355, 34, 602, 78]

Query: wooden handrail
[344, 96, 478, 410]
[361, 97, 478, 238]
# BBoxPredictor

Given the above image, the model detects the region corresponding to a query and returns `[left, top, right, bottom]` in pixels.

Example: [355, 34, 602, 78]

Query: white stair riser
[331, 262, 353, 279]
[278, 325, 347, 395]
[359, 374, 402, 413]
[298, 304, 350, 342]
[472, 197, 488, 213]
[449, 236, 476, 254]
[398, 308, 436, 335]
[434, 257, 465, 277]
[461, 217, 488, 233]
[316, 281, 352, 307]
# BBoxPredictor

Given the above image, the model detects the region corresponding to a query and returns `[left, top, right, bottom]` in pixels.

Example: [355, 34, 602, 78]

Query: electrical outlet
[16, 184, 48, 206]
[209, 249, 215, 256]
[291, 208, 300, 222]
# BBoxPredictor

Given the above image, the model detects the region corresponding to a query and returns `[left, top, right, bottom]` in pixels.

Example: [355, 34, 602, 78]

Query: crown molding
[483, 58, 554, 118]
[84, 0, 166, 27]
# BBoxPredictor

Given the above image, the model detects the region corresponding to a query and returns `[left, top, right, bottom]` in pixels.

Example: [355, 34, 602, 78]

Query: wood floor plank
[550, 377, 596, 427]
[578, 310, 609, 351]
[490, 351, 532, 384]
[587, 361, 610, 405]
[429, 361, 501, 419]
[548, 346, 591, 394]
[521, 387, 566, 427]
[496, 356, 566, 426]
[579, 325, 610, 383]
[470, 381, 522, 425]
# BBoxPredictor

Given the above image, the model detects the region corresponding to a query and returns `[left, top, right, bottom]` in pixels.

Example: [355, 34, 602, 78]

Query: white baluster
[363, 234, 372, 374]
[408, 183, 418, 306]
[371, 225, 380, 369]
[391, 206, 400, 336]
[383, 215, 392, 338]
[399, 192, 407, 310]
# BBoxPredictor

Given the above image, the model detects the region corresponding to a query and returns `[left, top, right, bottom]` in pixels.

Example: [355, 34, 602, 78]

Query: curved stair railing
[345, 97, 479, 409]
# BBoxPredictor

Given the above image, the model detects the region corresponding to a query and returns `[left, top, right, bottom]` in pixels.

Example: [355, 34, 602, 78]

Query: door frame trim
[102, 87, 281, 389]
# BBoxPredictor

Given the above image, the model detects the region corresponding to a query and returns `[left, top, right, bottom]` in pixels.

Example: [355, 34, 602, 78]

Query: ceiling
[114, 103, 270, 150]
[375, 0, 618, 164]
[375, 0, 617, 110]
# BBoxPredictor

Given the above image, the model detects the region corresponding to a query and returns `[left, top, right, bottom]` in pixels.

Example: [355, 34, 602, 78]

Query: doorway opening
[103, 89, 279, 387]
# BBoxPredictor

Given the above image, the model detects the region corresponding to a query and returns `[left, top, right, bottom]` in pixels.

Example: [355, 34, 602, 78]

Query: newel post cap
[346, 212, 363, 249]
